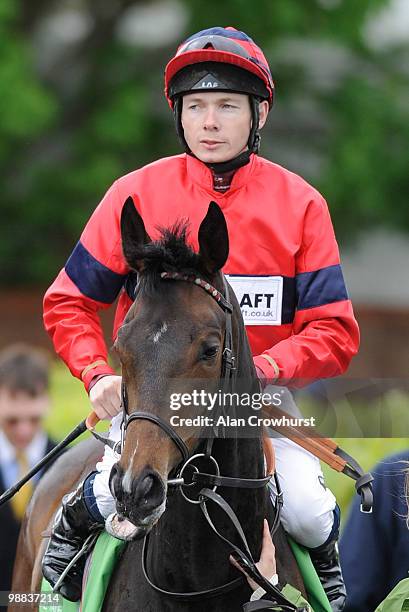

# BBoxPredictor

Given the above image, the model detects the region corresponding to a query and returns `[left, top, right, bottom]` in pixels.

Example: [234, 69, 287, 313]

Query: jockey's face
[181, 92, 268, 163]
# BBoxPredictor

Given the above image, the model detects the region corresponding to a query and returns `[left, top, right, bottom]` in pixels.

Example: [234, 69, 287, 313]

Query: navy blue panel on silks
[281, 276, 296, 324]
[296, 264, 348, 311]
[65, 241, 126, 304]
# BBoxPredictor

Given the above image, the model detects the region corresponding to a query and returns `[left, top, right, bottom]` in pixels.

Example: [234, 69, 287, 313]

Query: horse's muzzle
[110, 463, 166, 529]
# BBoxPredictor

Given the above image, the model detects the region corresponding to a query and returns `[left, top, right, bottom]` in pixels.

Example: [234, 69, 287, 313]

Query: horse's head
[110, 198, 237, 532]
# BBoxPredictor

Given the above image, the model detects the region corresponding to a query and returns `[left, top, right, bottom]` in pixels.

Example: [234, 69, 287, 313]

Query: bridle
[104, 271, 307, 611]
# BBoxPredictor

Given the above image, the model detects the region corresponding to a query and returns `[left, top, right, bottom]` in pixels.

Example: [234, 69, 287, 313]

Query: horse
[11, 199, 305, 611]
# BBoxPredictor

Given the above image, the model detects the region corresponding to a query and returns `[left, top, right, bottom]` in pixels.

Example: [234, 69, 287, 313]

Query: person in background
[0, 344, 58, 592]
[340, 449, 409, 611]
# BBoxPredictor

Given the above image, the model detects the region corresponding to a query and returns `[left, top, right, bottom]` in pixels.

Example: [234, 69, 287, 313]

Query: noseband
[109, 271, 301, 611]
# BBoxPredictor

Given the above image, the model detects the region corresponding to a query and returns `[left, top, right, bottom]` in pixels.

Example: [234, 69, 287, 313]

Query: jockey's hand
[89, 375, 122, 421]
[230, 519, 277, 591]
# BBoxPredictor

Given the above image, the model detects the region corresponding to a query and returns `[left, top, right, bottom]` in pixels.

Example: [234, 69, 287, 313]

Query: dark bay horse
[12, 200, 305, 611]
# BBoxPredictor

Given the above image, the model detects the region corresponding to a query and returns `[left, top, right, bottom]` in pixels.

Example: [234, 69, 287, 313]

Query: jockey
[42, 26, 359, 609]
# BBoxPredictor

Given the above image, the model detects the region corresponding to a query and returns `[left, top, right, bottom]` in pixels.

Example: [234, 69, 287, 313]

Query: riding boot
[42, 479, 104, 602]
[309, 535, 346, 612]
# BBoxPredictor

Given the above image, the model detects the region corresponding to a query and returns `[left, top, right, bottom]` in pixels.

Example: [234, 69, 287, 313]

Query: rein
[118, 272, 303, 611]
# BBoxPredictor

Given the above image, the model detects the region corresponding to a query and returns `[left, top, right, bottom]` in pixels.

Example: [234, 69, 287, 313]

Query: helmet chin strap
[205, 149, 252, 174]
[173, 95, 261, 173]
[248, 96, 261, 153]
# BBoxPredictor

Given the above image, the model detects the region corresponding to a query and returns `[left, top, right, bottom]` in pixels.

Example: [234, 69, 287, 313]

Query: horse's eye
[201, 345, 219, 361]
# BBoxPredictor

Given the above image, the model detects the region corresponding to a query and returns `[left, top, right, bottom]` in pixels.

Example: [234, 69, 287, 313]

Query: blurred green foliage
[1, 0, 408, 285]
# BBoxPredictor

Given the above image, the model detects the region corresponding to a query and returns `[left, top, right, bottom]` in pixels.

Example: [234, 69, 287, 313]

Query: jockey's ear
[121, 197, 151, 271]
[198, 201, 229, 275]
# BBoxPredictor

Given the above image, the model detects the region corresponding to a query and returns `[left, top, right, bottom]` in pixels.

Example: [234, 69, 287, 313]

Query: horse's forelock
[132, 221, 207, 284]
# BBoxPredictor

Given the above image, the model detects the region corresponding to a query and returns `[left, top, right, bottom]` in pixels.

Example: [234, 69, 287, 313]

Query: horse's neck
[148, 435, 267, 592]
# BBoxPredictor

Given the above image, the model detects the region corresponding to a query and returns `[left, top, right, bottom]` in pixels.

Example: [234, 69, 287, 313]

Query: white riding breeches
[92, 413, 122, 520]
[266, 386, 336, 548]
[92, 388, 336, 549]
[267, 435, 336, 548]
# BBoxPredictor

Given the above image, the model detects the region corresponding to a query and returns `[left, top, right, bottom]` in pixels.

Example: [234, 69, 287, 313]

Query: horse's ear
[121, 197, 151, 270]
[198, 201, 229, 275]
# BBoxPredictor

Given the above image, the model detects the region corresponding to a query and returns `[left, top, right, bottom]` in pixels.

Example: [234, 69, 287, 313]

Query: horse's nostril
[140, 475, 154, 497]
[133, 470, 165, 512]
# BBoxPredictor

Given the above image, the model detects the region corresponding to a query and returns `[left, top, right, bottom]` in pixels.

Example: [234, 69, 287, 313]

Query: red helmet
[164, 26, 274, 109]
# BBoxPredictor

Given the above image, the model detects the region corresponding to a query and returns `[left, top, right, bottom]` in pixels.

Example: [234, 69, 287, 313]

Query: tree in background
[1, 0, 408, 285]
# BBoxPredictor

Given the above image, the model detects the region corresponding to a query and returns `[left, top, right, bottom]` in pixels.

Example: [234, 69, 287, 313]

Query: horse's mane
[132, 221, 211, 294]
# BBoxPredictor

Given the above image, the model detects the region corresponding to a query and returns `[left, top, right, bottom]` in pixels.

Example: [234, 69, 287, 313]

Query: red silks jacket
[43, 153, 359, 390]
